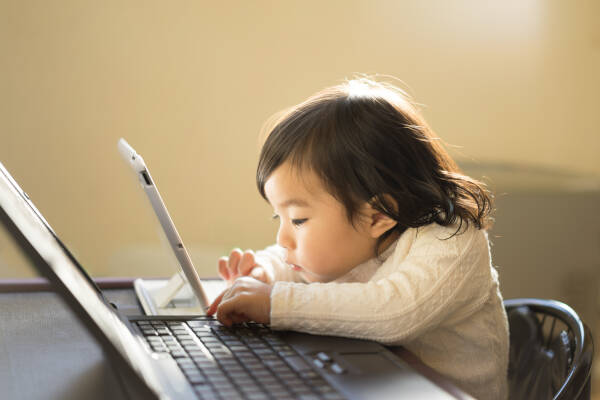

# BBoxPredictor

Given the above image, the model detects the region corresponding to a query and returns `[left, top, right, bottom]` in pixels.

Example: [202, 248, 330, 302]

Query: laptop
[117, 138, 226, 316]
[0, 161, 456, 400]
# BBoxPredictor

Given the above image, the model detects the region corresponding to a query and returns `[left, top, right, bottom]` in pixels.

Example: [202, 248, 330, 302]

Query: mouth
[287, 262, 303, 272]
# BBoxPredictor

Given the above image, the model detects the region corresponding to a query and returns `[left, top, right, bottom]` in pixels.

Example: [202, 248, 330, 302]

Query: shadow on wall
[462, 162, 600, 331]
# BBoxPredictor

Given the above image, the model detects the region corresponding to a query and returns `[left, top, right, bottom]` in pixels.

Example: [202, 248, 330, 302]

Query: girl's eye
[271, 214, 279, 221]
[292, 218, 308, 226]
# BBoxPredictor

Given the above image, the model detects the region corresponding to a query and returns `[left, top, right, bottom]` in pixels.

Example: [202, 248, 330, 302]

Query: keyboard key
[250, 369, 273, 379]
[227, 370, 250, 379]
[331, 363, 346, 374]
[277, 371, 297, 381]
[245, 393, 270, 400]
[299, 370, 319, 379]
[240, 383, 263, 393]
[186, 321, 207, 328]
[233, 376, 254, 386]
[264, 359, 286, 369]
[208, 376, 229, 385]
[253, 348, 274, 356]
[222, 365, 244, 374]
[265, 382, 287, 393]
[284, 356, 311, 372]
[193, 384, 218, 399]
[187, 373, 206, 385]
[316, 352, 332, 362]
[291, 387, 314, 396]
[170, 350, 187, 358]
[287, 377, 309, 388]
[315, 384, 337, 394]
[151, 344, 167, 352]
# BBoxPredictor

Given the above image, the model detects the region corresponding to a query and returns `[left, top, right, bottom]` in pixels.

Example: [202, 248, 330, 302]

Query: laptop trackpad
[337, 352, 406, 374]
[336, 352, 454, 399]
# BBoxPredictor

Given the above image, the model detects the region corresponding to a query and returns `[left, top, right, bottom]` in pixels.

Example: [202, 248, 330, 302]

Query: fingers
[228, 248, 243, 277]
[206, 289, 227, 316]
[238, 250, 256, 276]
[217, 249, 258, 282]
[218, 257, 230, 281]
[217, 249, 242, 282]
[210, 277, 272, 326]
[216, 292, 247, 326]
[220, 311, 250, 327]
[250, 266, 267, 283]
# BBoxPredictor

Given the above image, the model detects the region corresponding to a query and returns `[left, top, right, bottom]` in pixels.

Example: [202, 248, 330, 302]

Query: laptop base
[134, 276, 226, 316]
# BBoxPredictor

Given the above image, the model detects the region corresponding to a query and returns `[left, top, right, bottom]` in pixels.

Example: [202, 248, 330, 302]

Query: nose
[276, 221, 295, 250]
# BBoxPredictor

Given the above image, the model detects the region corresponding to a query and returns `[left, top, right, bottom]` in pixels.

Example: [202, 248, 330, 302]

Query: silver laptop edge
[0, 161, 197, 399]
[117, 138, 210, 311]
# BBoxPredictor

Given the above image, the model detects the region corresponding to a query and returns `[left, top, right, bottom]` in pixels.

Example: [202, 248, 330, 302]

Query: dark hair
[256, 78, 493, 256]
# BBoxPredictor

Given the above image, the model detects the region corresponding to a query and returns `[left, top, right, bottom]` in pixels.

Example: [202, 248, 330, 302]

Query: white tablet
[118, 138, 224, 315]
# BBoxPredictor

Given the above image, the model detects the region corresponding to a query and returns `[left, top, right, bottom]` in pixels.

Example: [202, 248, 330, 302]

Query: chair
[505, 298, 594, 400]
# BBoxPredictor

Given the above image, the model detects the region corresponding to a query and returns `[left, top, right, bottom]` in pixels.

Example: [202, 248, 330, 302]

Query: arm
[270, 226, 494, 344]
[217, 245, 304, 285]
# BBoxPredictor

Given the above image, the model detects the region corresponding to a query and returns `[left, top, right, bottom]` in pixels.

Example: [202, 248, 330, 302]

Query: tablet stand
[134, 272, 226, 316]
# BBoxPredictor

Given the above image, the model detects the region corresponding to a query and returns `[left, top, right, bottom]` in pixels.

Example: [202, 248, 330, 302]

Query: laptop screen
[0, 162, 163, 398]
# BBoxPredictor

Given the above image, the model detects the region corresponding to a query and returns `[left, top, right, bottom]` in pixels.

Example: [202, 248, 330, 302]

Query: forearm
[269, 231, 493, 344]
[270, 280, 437, 344]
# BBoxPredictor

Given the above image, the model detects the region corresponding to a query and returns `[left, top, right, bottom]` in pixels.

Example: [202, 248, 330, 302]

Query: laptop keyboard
[136, 320, 346, 400]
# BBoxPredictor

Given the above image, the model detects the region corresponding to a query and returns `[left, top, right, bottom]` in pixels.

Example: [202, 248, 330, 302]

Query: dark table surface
[0, 278, 473, 400]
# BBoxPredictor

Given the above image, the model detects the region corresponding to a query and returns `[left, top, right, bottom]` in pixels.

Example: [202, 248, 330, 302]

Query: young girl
[207, 78, 508, 400]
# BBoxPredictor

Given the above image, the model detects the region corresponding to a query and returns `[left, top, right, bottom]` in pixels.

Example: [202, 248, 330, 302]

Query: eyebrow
[278, 198, 310, 208]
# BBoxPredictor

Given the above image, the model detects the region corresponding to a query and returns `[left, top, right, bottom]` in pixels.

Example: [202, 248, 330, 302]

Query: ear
[361, 196, 398, 238]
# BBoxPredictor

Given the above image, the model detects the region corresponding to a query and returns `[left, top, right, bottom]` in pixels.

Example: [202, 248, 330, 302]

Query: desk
[0, 278, 473, 400]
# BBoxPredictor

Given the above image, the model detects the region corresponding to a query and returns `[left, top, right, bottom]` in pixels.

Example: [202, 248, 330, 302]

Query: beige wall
[1, 0, 599, 279]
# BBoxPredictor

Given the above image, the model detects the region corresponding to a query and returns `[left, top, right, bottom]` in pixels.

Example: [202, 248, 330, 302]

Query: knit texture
[258, 223, 509, 400]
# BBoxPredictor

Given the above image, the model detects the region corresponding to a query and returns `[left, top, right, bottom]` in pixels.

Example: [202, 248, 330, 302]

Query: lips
[287, 260, 303, 271]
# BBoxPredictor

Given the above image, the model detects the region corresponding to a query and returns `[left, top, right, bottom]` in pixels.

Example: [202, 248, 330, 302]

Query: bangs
[257, 97, 341, 202]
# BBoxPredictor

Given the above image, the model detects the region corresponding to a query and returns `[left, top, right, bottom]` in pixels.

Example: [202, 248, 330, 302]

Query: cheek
[300, 229, 344, 270]
[298, 231, 327, 259]
[296, 231, 326, 263]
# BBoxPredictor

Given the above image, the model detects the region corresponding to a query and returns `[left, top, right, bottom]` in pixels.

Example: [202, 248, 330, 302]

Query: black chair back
[505, 298, 594, 400]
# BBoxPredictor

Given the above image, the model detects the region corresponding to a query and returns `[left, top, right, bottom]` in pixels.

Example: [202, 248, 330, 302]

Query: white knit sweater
[255, 223, 509, 400]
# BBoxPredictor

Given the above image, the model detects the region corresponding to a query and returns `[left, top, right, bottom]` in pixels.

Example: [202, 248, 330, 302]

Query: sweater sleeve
[269, 225, 494, 344]
[254, 245, 305, 283]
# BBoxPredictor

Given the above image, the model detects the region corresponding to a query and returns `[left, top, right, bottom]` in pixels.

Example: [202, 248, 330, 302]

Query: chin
[300, 272, 321, 283]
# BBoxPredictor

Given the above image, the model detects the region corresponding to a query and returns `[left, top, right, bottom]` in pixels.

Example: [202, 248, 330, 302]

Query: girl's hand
[206, 277, 272, 327]
[218, 249, 268, 285]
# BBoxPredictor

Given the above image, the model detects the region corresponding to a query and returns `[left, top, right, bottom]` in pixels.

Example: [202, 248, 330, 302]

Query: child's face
[264, 163, 378, 283]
